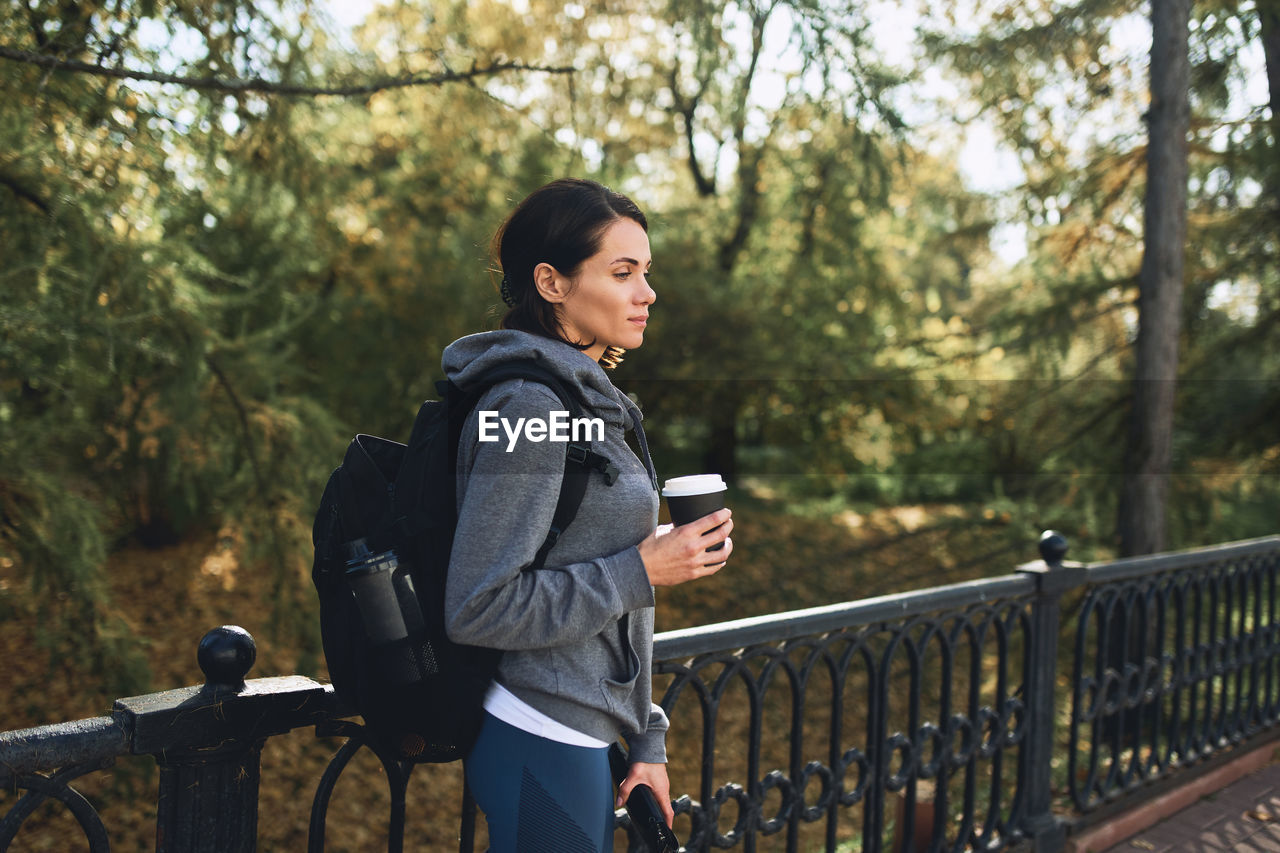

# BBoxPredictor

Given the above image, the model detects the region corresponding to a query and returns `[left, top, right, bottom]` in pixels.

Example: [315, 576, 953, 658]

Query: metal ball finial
[197, 625, 256, 693]
[1038, 530, 1069, 567]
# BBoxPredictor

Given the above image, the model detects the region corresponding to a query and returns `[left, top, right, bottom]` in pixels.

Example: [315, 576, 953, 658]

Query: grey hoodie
[442, 330, 668, 763]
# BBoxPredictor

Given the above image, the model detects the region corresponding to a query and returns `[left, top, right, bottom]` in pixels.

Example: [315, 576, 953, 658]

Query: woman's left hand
[616, 760, 675, 828]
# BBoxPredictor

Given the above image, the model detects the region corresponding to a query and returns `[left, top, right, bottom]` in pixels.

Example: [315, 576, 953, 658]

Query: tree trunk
[1117, 0, 1191, 557]
[703, 387, 739, 483]
[1258, 0, 1280, 219]
[1259, 1, 1280, 138]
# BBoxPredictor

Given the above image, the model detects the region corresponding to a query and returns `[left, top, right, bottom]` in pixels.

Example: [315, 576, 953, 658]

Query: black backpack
[310, 359, 618, 763]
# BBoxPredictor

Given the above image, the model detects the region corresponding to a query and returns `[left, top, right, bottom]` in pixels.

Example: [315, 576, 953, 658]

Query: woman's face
[537, 217, 655, 361]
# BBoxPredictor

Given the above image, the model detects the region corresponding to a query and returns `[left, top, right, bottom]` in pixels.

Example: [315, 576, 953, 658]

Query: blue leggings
[465, 712, 615, 852]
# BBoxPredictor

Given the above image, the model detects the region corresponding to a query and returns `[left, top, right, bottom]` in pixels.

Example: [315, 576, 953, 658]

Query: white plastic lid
[661, 474, 727, 497]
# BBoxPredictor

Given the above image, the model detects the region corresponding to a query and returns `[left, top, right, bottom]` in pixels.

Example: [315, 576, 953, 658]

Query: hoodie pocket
[598, 614, 642, 717]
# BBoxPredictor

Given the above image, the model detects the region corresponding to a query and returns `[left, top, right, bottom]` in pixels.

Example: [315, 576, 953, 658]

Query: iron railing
[1068, 537, 1280, 811]
[646, 571, 1040, 852]
[2, 532, 1279, 852]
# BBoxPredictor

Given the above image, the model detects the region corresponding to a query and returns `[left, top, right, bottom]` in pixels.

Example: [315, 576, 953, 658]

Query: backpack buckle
[567, 443, 618, 486]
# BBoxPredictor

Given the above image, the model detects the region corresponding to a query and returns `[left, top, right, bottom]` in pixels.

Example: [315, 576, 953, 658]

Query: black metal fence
[1067, 538, 1280, 812]
[3, 532, 1278, 852]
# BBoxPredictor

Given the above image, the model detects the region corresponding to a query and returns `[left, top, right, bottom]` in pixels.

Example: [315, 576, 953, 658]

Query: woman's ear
[533, 262, 569, 303]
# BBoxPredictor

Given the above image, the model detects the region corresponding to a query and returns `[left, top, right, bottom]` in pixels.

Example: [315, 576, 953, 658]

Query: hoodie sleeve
[623, 703, 670, 764]
[444, 380, 656, 650]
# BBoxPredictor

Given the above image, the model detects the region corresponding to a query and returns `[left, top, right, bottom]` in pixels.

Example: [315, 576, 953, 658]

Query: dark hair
[494, 178, 648, 368]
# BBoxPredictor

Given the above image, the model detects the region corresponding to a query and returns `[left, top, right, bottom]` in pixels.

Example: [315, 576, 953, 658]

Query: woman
[443, 178, 734, 851]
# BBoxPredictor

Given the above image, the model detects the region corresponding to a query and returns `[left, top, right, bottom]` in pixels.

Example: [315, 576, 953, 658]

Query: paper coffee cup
[662, 474, 728, 551]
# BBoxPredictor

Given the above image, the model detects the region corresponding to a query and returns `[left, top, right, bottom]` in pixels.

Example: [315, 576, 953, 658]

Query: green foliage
[0, 0, 344, 669]
[922, 0, 1279, 554]
[1, 0, 1275, 697]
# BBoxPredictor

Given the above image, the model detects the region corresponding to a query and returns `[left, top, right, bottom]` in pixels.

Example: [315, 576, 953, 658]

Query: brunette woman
[443, 178, 733, 851]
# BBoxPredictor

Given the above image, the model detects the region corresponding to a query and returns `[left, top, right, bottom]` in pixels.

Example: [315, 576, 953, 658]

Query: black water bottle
[345, 539, 427, 685]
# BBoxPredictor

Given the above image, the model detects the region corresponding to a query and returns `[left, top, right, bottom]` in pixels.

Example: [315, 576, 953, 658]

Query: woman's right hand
[636, 509, 733, 587]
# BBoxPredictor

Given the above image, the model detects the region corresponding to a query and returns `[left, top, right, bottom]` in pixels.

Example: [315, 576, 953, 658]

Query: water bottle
[345, 540, 407, 644]
[345, 540, 428, 684]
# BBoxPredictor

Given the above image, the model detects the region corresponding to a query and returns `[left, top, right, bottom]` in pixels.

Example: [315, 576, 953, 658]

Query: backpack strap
[447, 359, 617, 571]
[530, 441, 620, 569]
[567, 442, 620, 486]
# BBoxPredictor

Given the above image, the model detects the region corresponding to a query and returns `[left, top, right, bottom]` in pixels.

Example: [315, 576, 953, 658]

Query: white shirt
[483, 681, 612, 748]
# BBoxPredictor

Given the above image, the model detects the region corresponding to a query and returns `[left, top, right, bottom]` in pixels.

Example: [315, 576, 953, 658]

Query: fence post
[112, 626, 334, 853]
[1016, 531, 1084, 851]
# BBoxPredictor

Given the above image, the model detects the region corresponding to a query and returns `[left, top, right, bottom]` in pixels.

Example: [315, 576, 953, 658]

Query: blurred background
[0, 2, 1275, 840]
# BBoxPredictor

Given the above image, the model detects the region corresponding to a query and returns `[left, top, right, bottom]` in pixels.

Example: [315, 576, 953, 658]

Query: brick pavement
[1098, 761, 1280, 852]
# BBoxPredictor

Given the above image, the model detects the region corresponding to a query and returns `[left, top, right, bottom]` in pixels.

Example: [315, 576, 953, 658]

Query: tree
[1261, 1, 1279, 141]
[1116, 0, 1192, 556]
[0, 0, 575, 685]
[552, 0, 914, 483]
[921, 0, 1278, 555]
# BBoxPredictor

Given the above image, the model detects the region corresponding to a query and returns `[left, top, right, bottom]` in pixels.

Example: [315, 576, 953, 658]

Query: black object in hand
[608, 743, 681, 853]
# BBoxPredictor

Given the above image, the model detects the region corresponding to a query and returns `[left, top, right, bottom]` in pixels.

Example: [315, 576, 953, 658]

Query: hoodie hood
[442, 330, 642, 429]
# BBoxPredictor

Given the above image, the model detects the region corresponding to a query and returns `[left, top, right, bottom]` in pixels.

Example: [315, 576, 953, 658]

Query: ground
[0, 489, 1024, 850]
